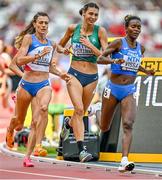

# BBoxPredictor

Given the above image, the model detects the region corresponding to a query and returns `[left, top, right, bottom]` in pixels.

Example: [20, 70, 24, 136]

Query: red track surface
[0, 105, 161, 179]
[1, 153, 160, 179]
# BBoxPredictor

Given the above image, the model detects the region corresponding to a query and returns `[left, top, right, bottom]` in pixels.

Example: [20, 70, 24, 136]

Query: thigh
[82, 80, 98, 112]
[36, 86, 52, 108]
[31, 97, 39, 125]
[16, 86, 32, 119]
[67, 76, 84, 108]
[121, 94, 136, 125]
[31, 97, 38, 114]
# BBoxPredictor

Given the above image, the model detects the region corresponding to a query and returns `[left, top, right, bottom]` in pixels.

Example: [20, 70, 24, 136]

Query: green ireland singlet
[71, 24, 101, 63]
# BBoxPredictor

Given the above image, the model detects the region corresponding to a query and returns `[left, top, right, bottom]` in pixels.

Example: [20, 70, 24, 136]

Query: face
[33, 16, 49, 35]
[126, 19, 141, 39]
[83, 7, 99, 25]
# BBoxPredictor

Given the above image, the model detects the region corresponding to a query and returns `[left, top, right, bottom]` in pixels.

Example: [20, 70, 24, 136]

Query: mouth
[132, 33, 139, 37]
[88, 19, 95, 24]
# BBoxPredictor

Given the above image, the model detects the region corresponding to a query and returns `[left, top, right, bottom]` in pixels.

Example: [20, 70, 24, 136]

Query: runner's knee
[123, 121, 134, 131]
[15, 124, 23, 131]
[100, 125, 110, 132]
[40, 104, 48, 112]
[74, 106, 84, 117]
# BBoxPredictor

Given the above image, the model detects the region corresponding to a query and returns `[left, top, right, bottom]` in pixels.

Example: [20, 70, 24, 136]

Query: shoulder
[67, 24, 78, 32]
[98, 26, 107, 34]
[23, 34, 32, 41]
[18, 34, 32, 49]
[65, 24, 78, 37]
[98, 26, 107, 39]
[22, 34, 32, 45]
[109, 38, 122, 48]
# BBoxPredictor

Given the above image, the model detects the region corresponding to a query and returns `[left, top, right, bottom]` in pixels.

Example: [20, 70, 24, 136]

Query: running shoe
[118, 161, 135, 172]
[6, 128, 14, 148]
[33, 144, 47, 157]
[79, 150, 93, 162]
[88, 102, 102, 116]
[60, 117, 71, 141]
[23, 157, 34, 167]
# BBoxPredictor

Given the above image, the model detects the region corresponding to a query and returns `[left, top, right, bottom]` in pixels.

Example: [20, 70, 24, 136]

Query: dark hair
[15, 12, 49, 49]
[124, 15, 141, 27]
[79, 2, 99, 16]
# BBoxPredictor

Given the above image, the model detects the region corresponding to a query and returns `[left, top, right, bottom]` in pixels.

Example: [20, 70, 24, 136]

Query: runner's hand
[113, 59, 125, 64]
[80, 36, 92, 49]
[60, 73, 71, 84]
[146, 69, 155, 76]
[34, 47, 52, 61]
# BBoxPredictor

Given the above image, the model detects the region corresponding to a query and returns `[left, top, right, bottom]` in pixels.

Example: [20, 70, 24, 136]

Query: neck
[82, 21, 94, 33]
[125, 36, 136, 47]
[35, 32, 46, 41]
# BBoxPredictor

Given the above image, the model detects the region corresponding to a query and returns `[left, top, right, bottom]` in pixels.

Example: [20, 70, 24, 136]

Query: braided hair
[14, 12, 49, 49]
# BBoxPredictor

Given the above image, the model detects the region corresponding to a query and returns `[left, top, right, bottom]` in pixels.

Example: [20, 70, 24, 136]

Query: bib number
[121, 55, 140, 72]
[103, 87, 111, 99]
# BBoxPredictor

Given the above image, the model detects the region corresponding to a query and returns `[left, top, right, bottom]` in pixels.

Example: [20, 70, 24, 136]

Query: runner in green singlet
[57, 2, 110, 162]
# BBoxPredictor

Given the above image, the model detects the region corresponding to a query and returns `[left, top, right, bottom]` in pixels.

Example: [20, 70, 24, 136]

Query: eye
[89, 12, 93, 15]
[137, 25, 141, 29]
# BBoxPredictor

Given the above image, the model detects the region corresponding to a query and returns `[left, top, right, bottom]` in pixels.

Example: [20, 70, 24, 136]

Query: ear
[82, 10, 86, 17]
[33, 22, 36, 29]
[125, 27, 128, 34]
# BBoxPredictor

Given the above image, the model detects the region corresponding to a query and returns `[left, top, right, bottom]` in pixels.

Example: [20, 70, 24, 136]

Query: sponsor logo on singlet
[72, 43, 93, 57]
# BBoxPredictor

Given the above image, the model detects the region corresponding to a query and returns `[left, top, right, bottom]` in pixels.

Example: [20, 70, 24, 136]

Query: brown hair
[124, 15, 141, 27]
[14, 12, 49, 49]
[79, 2, 99, 16]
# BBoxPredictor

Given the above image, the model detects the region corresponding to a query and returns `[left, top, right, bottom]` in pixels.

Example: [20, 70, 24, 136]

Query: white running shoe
[88, 102, 102, 116]
[118, 161, 135, 173]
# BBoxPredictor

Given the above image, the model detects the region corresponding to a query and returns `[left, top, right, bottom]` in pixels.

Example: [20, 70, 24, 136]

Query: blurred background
[0, 0, 162, 56]
[0, 0, 162, 147]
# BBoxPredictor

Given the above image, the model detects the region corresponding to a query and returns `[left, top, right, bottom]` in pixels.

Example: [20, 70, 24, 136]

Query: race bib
[103, 87, 111, 99]
[121, 54, 141, 72]
[72, 43, 93, 57]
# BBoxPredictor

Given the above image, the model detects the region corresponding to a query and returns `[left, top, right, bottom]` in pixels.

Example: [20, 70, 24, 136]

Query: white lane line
[0, 169, 87, 180]
[1, 143, 162, 177]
